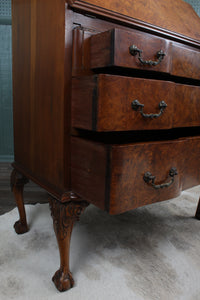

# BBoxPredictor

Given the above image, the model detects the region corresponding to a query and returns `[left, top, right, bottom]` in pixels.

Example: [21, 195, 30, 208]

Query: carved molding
[61, 191, 82, 203]
[49, 198, 89, 240]
[67, 0, 200, 47]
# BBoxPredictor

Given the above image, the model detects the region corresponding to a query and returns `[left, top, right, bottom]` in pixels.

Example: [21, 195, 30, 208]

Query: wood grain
[72, 74, 174, 131]
[173, 84, 200, 128]
[90, 28, 200, 80]
[12, 0, 68, 194]
[68, 0, 200, 44]
[71, 137, 108, 210]
[172, 43, 200, 80]
[72, 74, 200, 132]
[49, 197, 89, 291]
[71, 136, 200, 215]
[91, 28, 171, 73]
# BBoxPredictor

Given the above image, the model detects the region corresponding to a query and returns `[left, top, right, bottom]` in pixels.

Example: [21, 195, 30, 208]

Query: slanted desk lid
[68, 0, 200, 46]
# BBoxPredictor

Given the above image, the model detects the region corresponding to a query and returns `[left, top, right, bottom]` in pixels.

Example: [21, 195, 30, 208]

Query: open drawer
[72, 74, 200, 131]
[71, 136, 200, 215]
[89, 28, 200, 80]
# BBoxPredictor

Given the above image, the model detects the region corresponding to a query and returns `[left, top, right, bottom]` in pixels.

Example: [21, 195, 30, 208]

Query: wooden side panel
[179, 137, 200, 190]
[12, 0, 66, 193]
[71, 76, 97, 130]
[71, 137, 108, 210]
[172, 44, 200, 80]
[68, 0, 200, 42]
[90, 30, 114, 69]
[173, 84, 200, 128]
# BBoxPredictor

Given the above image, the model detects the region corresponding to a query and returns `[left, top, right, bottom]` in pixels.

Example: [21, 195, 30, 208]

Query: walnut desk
[11, 0, 200, 292]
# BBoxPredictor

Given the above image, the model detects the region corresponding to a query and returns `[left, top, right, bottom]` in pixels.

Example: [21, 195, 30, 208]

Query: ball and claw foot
[14, 220, 29, 234]
[52, 269, 74, 292]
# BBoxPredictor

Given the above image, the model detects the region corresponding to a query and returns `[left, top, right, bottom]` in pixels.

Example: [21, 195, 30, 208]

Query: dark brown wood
[49, 197, 89, 291]
[12, 0, 200, 293]
[71, 137, 108, 210]
[72, 75, 200, 132]
[10, 169, 29, 234]
[71, 136, 200, 215]
[12, 0, 67, 193]
[68, 0, 200, 45]
[195, 198, 200, 220]
[173, 84, 200, 128]
[172, 43, 200, 80]
[90, 28, 171, 73]
[90, 28, 200, 80]
[72, 75, 174, 131]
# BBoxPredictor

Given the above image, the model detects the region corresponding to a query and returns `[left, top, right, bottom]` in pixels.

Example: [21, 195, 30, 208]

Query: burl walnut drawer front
[71, 136, 200, 215]
[90, 28, 200, 80]
[90, 28, 171, 74]
[172, 44, 200, 80]
[72, 74, 200, 131]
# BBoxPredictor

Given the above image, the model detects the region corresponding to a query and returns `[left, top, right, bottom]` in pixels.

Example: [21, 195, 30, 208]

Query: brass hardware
[143, 167, 178, 189]
[131, 99, 167, 119]
[129, 45, 166, 66]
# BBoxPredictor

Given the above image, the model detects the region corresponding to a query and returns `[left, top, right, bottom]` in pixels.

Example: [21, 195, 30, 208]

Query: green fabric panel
[0, 0, 12, 25]
[0, 25, 13, 161]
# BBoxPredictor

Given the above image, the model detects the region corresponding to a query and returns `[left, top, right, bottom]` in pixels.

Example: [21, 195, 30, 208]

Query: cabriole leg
[49, 197, 89, 292]
[11, 169, 29, 234]
[195, 198, 200, 220]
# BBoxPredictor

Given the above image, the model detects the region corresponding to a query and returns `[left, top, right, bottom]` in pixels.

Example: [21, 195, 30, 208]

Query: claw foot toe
[14, 220, 29, 234]
[52, 269, 74, 292]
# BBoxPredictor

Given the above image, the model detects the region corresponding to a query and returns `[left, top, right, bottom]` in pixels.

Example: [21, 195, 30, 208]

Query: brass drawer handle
[129, 45, 166, 66]
[131, 99, 167, 119]
[143, 167, 178, 190]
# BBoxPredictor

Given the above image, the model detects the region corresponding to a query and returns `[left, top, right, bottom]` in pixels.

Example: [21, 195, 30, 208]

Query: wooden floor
[0, 162, 48, 215]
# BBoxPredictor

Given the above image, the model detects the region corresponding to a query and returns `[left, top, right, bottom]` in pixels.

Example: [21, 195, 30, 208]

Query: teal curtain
[0, 1, 199, 162]
[0, 1, 13, 162]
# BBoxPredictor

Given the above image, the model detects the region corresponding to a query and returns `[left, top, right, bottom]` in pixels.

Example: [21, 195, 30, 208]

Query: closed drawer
[173, 84, 200, 128]
[90, 28, 200, 80]
[172, 44, 200, 80]
[72, 74, 200, 131]
[71, 136, 200, 215]
[90, 28, 171, 74]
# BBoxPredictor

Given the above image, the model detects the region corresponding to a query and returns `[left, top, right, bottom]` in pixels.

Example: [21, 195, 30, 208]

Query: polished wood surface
[68, 0, 200, 43]
[173, 84, 200, 128]
[72, 75, 200, 131]
[71, 137, 108, 210]
[12, 0, 67, 194]
[90, 28, 200, 80]
[90, 28, 171, 73]
[12, 0, 200, 292]
[72, 75, 173, 131]
[11, 169, 29, 234]
[71, 136, 200, 214]
[49, 197, 89, 291]
[172, 44, 200, 80]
